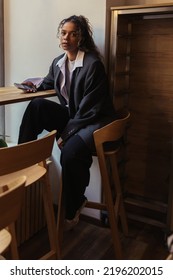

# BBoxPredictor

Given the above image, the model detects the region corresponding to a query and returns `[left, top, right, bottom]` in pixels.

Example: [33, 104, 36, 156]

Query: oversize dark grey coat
[39, 52, 116, 150]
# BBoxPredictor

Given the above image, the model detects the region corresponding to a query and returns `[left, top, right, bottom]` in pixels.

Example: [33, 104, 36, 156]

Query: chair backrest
[93, 110, 130, 202]
[0, 130, 57, 176]
[0, 176, 26, 230]
[93, 109, 130, 147]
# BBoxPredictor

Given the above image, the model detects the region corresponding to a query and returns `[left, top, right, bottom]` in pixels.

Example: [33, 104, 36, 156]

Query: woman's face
[59, 21, 81, 53]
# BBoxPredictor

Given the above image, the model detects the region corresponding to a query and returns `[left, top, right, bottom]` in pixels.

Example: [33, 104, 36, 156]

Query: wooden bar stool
[0, 130, 60, 260]
[57, 110, 130, 259]
[0, 176, 26, 259]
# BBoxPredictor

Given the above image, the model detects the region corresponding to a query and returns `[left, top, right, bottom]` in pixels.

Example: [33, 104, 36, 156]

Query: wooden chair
[0, 176, 26, 259]
[0, 130, 59, 260]
[57, 110, 130, 259]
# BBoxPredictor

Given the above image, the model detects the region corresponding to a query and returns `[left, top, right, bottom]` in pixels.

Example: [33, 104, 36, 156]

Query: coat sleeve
[37, 59, 57, 91]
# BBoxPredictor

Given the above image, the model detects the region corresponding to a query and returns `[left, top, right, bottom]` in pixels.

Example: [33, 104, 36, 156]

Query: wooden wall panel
[110, 8, 173, 229]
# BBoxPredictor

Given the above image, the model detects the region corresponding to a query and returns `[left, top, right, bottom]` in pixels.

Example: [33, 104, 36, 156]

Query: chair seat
[0, 165, 46, 187]
[0, 229, 11, 254]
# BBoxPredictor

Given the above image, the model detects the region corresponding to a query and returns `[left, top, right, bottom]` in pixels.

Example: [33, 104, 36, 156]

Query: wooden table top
[0, 86, 56, 105]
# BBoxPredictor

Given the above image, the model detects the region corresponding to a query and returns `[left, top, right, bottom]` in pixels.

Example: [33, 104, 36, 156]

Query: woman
[18, 15, 116, 229]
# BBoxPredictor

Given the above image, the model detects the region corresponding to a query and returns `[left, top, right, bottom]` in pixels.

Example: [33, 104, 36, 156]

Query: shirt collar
[56, 50, 84, 69]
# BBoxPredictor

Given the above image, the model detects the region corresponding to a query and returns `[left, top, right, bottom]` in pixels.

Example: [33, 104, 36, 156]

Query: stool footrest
[85, 201, 107, 211]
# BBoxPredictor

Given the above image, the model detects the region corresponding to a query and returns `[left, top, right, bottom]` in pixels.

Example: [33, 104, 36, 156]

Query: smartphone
[14, 83, 35, 91]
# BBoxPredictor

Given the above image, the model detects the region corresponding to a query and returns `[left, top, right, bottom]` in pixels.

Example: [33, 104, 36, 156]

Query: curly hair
[57, 15, 101, 59]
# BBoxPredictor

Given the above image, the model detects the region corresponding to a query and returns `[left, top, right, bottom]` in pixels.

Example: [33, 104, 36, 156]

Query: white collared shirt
[56, 50, 84, 103]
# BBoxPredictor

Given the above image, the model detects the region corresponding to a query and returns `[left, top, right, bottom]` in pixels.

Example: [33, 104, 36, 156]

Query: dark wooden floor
[18, 218, 169, 260]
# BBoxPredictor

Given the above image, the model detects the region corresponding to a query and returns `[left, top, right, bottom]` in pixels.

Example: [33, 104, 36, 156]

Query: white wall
[4, 0, 108, 84]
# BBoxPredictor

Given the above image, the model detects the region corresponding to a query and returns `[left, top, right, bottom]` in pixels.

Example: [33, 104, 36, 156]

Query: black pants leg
[18, 98, 93, 220]
[60, 134, 93, 220]
[18, 98, 69, 143]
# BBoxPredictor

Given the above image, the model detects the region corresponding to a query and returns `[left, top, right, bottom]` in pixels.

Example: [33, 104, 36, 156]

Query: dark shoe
[64, 199, 87, 231]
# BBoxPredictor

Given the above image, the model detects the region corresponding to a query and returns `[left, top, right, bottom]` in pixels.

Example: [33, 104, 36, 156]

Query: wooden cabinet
[108, 4, 173, 231]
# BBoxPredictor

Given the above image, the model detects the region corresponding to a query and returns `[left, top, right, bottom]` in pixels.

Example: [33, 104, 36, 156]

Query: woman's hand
[22, 81, 37, 92]
[57, 137, 64, 150]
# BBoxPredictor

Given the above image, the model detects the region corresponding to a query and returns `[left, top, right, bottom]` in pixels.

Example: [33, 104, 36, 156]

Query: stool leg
[99, 156, 123, 259]
[104, 184, 123, 259]
[41, 174, 60, 259]
[109, 154, 128, 236]
[57, 177, 65, 259]
[8, 223, 19, 259]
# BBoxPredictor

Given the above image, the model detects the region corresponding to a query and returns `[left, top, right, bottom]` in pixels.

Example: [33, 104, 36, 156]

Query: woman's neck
[66, 50, 78, 61]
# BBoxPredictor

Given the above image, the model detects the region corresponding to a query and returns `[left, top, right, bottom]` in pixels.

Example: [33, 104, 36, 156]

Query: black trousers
[18, 98, 93, 219]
